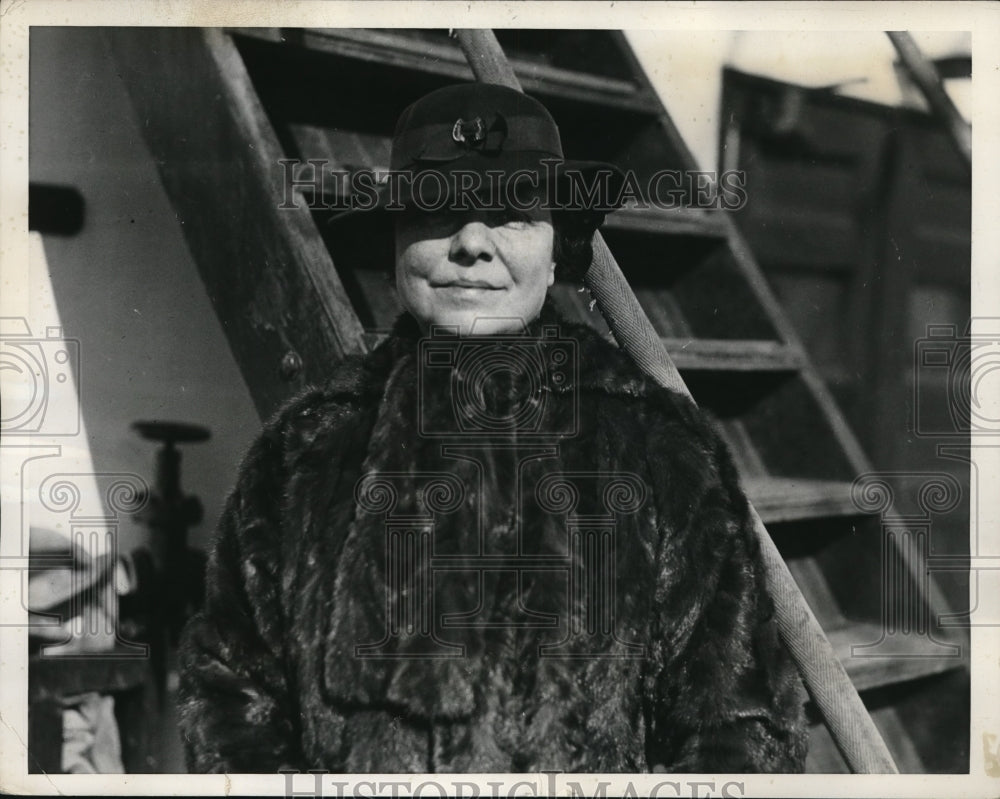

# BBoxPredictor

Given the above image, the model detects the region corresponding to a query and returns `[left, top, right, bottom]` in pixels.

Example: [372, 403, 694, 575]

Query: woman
[178, 83, 808, 773]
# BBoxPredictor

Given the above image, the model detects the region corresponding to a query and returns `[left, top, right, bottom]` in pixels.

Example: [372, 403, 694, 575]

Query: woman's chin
[426, 309, 535, 337]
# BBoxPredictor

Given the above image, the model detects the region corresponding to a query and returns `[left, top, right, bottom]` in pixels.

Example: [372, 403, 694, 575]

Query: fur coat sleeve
[177, 397, 310, 773]
[637, 388, 807, 771]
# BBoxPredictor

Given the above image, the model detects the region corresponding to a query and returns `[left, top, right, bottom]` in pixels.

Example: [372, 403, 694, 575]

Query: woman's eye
[501, 213, 533, 229]
[398, 210, 457, 237]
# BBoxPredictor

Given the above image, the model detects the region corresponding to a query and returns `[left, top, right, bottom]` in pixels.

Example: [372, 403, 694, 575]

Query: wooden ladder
[110, 26, 969, 773]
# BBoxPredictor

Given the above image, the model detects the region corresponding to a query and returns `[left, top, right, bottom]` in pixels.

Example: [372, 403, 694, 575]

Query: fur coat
[178, 297, 808, 774]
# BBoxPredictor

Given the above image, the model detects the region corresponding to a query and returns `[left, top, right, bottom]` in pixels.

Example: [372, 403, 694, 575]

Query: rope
[454, 27, 899, 774]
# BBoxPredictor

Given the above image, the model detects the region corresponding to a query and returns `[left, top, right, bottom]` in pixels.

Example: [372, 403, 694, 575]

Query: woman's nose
[449, 221, 496, 265]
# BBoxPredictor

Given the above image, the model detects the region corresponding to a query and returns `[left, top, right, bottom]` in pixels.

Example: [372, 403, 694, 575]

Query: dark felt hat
[370, 82, 626, 214]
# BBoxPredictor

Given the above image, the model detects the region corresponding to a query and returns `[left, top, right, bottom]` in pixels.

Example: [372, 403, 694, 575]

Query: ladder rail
[454, 27, 899, 775]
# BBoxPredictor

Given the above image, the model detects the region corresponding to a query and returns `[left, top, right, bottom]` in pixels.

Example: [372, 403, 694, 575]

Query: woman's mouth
[426, 281, 505, 311]
[430, 280, 506, 303]
[432, 279, 504, 290]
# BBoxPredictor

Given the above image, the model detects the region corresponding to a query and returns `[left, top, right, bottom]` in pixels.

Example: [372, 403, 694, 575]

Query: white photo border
[2, 1, 998, 796]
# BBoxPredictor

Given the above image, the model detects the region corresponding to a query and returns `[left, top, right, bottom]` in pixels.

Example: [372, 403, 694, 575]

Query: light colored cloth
[29, 525, 134, 654]
[61, 692, 124, 774]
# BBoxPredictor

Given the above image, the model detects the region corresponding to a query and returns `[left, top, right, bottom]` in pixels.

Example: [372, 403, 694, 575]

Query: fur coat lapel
[321, 297, 656, 721]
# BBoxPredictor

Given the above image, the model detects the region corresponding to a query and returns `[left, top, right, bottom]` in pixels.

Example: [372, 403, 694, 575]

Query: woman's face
[395, 206, 556, 336]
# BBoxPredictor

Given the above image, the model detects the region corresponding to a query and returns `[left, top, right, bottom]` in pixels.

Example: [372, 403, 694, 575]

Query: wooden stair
[110, 26, 968, 773]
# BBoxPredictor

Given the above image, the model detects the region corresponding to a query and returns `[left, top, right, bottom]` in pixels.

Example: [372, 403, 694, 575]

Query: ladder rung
[743, 477, 861, 523]
[664, 338, 803, 372]
[229, 28, 659, 112]
[604, 206, 730, 238]
[825, 621, 963, 693]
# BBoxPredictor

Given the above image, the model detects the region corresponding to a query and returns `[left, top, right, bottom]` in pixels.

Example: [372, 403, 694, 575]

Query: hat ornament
[451, 113, 508, 153]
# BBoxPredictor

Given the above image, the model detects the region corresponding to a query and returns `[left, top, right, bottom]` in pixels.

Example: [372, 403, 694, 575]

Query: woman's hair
[552, 210, 603, 283]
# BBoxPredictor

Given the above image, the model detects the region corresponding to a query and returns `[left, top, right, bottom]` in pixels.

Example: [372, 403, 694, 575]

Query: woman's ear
[547, 260, 556, 287]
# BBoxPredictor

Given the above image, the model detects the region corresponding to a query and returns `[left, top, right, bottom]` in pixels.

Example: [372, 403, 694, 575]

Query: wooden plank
[602, 206, 730, 238]
[665, 338, 803, 372]
[307, 28, 646, 102]
[742, 477, 861, 523]
[287, 124, 391, 174]
[108, 28, 367, 420]
[228, 27, 657, 113]
[826, 622, 962, 693]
